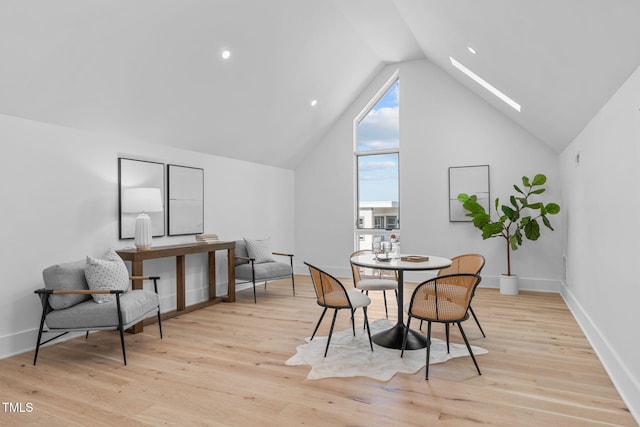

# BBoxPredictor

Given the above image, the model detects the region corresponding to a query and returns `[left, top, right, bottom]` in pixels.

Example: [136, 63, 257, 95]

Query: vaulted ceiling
[2, 0, 640, 169]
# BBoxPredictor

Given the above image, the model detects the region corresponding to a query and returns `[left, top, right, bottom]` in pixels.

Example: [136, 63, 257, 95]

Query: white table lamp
[122, 188, 163, 250]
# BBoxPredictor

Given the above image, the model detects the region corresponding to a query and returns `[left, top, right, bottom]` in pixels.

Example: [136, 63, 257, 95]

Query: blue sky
[357, 81, 399, 202]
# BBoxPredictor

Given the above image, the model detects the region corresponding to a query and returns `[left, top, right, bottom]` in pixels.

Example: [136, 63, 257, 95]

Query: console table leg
[130, 260, 144, 333]
[226, 248, 236, 302]
[208, 251, 216, 300]
[176, 255, 185, 311]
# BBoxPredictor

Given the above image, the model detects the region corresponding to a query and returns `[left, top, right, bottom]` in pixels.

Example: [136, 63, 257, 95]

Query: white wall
[559, 64, 640, 420]
[0, 113, 295, 359]
[295, 59, 564, 289]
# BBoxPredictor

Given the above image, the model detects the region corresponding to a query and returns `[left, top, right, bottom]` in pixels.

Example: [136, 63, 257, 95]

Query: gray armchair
[234, 239, 295, 303]
[34, 256, 162, 365]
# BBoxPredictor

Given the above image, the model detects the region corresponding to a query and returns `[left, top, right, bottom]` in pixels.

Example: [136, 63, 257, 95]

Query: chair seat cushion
[322, 290, 371, 309]
[347, 290, 371, 309]
[355, 278, 397, 291]
[404, 298, 466, 321]
[236, 261, 292, 281]
[45, 289, 159, 330]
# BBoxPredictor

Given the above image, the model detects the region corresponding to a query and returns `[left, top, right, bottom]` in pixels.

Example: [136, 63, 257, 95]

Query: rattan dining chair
[401, 273, 482, 380]
[350, 249, 398, 319]
[305, 262, 373, 357]
[419, 254, 486, 344]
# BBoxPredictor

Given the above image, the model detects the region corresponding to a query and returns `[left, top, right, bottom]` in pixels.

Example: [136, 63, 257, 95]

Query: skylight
[449, 56, 521, 112]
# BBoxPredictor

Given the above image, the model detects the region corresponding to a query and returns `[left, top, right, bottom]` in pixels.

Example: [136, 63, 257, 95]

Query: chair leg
[383, 291, 389, 319]
[363, 307, 373, 352]
[115, 294, 127, 365]
[311, 308, 327, 340]
[251, 266, 257, 303]
[469, 305, 486, 337]
[425, 321, 432, 380]
[151, 277, 163, 339]
[85, 331, 90, 339]
[458, 322, 481, 376]
[118, 326, 127, 366]
[351, 308, 356, 336]
[445, 323, 450, 353]
[290, 257, 295, 296]
[419, 319, 423, 330]
[157, 309, 163, 339]
[33, 305, 48, 365]
[324, 310, 339, 357]
[252, 280, 257, 303]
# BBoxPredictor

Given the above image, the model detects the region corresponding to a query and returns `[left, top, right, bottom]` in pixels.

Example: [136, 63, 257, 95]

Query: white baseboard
[561, 284, 640, 423]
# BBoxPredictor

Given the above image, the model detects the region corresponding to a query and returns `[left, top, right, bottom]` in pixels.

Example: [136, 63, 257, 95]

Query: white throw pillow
[85, 248, 130, 303]
[244, 238, 275, 264]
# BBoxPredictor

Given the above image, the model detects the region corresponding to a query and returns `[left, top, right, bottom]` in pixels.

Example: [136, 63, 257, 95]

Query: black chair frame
[402, 273, 482, 380]
[34, 276, 163, 366]
[305, 262, 373, 357]
[235, 252, 295, 303]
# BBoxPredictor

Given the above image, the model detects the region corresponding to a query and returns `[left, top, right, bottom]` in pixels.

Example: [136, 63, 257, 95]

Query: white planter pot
[500, 274, 519, 295]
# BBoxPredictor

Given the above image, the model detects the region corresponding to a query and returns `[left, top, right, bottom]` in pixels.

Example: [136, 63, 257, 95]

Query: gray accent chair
[33, 259, 162, 365]
[234, 239, 295, 303]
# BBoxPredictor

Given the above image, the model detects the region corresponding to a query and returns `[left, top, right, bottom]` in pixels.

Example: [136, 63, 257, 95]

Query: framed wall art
[118, 158, 165, 239]
[449, 165, 490, 222]
[167, 164, 204, 236]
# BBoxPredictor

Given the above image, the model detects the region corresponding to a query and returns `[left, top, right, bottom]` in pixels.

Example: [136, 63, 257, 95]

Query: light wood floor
[0, 276, 636, 426]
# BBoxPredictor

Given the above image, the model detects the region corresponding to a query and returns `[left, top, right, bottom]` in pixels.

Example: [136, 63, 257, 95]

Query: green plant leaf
[513, 184, 524, 194]
[542, 215, 554, 231]
[502, 205, 518, 221]
[527, 202, 543, 210]
[531, 188, 546, 195]
[524, 219, 541, 240]
[514, 228, 523, 246]
[482, 222, 504, 239]
[532, 174, 547, 186]
[457, 193, 470, 202]
[522, 176, 531, 187]
[546, 203, 560, 214]
[510, 195, 518, 208]
[494, 198, 500, 211]
[472, 213, 491, 228]
[509, 235, 518, 250]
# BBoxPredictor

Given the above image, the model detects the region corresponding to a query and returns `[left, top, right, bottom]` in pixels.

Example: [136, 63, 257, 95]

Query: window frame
[353, 72, 400, 249]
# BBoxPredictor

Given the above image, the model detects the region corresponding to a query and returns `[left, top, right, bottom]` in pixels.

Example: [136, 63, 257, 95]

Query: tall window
[355, 78, 399, 250]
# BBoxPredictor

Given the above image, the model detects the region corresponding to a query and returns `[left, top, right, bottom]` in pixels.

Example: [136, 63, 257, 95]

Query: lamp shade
[122, 188, 163, 213]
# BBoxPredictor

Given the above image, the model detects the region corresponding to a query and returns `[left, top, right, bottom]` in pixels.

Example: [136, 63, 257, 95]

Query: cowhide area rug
[285, 318, 488, 381]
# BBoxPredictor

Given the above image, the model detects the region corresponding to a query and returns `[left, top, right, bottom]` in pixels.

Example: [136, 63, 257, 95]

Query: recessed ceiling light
[467, 46, 477, 55]
[221, 50, 231, 60]
[310, 99, 318, 107]
[449, 56, 521, 112]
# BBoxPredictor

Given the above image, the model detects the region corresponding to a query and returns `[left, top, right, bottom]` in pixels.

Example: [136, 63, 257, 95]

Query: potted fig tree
[457, 173, 560, 294]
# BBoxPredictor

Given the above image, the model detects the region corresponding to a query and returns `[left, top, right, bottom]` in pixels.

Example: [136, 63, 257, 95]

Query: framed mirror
[167, 164, 204, 236]
[449, 165, 490, 222]
[118, 158, 165, 239]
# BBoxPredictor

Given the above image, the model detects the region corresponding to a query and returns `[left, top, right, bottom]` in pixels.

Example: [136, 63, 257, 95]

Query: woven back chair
[305, 262, 373, 357]
[435, 254, 486, 338]
[350, 249, 398, 319]
[402, 273, 482, 380]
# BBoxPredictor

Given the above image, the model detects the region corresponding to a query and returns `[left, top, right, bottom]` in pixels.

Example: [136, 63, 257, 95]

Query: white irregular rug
[285, 318, 488, 381]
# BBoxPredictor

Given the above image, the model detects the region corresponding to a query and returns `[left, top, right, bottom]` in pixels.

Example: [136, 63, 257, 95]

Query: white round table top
[350, 253, 452, 271]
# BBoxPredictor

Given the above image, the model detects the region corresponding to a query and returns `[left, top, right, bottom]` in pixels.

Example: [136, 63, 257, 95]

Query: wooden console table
[117, 241, 235, 333]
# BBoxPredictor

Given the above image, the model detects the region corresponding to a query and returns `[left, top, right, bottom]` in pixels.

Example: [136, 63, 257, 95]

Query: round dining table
[350, 253, 452, 350]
